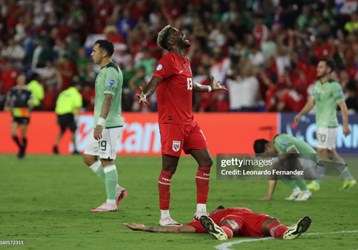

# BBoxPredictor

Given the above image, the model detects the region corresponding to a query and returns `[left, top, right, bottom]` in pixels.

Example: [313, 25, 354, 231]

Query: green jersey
[311, 79, 345, 128]
[94, 62, 123, 128]
[273, 134, 319, 162]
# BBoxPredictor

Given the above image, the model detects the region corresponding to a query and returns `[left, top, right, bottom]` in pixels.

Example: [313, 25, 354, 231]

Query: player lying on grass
[254, 133, 324, 201]
[124, 206, 311, 241]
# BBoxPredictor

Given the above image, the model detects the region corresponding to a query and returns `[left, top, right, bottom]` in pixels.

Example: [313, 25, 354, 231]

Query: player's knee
[83, 154, 95, 166]
[162, 165, 177, 174]
[200, 157, 213, 167]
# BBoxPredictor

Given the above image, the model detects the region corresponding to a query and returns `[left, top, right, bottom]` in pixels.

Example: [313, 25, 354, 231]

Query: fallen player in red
[124, 206, 311, 240]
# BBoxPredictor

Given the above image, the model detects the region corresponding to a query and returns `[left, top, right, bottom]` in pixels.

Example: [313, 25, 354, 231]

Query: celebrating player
[137, 25, 226, 226]
[124, 205, 311, 241]
[253, 134, 321, 201]
[82, 40, 127, 212]
[294, 58, 356, 191]
[5, 73, 34, 159]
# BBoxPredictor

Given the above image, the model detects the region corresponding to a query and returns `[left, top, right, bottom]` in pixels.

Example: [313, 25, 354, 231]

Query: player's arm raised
[123, 223, 196, 233]
[193, 76, 227, 92]
[337, 100, 350, 137]
[294, 99, 315, 123]
[137, 76, 162, 104]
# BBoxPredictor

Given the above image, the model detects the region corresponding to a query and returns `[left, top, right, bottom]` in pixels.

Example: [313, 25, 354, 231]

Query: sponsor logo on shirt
[156, 64, 163, 71]
[281, 140, 287, 146]
[172, 140, 181, 152]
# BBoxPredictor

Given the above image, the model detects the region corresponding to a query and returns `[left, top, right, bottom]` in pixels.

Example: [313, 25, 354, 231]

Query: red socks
[158, 170, 173, 210]
[268, 220, 288, 238]
[158, 166, 211, 210]
[222, 226, 234, 238]
[196, 166, 211, 204]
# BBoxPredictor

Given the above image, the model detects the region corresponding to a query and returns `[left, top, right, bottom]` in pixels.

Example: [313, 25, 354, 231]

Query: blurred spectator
[0, 0, 356, 113]
[227, 65, 260, 112]
[27, 73, 44, 111]
[0, 61, 20, 94]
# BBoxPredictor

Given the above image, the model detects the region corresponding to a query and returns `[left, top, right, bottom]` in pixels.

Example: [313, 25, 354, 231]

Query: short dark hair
[95, 39, 114, 56]
[319, 58, 335, 73]
[253, 139, 269, 154]
[157, 25, 172, 50]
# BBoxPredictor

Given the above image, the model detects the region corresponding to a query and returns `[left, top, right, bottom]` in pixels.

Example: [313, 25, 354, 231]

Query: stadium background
[0, 1, 357, 249]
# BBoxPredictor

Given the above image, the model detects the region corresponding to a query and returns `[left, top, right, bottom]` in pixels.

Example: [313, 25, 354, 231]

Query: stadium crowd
[0, 0, 357, 113]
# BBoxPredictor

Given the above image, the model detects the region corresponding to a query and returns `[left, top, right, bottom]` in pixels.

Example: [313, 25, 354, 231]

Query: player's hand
[210, 76, 227, 91]
[343, 125, 351, 137]
[94, 125, 103, 140]
[123, 223, 146, 231]
[293, 114, 301, 123]
[137, 87, 149, 105]
[259, 196, 272, 201]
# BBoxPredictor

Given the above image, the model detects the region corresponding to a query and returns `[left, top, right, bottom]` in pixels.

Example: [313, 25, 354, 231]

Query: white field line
[215, 229, 358, 250]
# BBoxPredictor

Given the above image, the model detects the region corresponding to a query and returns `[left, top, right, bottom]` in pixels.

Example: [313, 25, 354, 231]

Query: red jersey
[187, 207, 271, 237]
[153, 52, 193, 125]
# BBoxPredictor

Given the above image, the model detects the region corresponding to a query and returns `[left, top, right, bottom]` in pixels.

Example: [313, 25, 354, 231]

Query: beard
[178, 39, 191, 49]
[317, 71, 327, 79]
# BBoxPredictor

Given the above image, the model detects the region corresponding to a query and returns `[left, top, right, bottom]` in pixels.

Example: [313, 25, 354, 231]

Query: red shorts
[221, 213, 271, 237]
[187, 208, 271, 237]
[159, 121, 208, 157]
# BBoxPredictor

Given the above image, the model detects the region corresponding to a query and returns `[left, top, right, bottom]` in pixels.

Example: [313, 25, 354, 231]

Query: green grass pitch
[0, 154, 357, 250]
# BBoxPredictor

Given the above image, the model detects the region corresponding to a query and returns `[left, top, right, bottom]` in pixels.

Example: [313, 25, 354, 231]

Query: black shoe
[283, 216, 312, 240]
[53, 146, 59, 155]
[18, 146, 25, 159]
[199, 216, 228, 240]
[72, 150, 80, 155]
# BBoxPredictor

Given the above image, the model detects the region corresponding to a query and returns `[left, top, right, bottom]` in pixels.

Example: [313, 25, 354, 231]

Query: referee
[53, 82, 83, 154]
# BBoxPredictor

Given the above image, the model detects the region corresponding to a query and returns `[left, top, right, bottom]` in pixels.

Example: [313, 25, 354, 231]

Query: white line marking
[215, 230, 358, 250]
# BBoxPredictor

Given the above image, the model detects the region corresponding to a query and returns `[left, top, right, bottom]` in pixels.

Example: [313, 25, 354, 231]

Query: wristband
[207, 86, 212, 92]
[97, 117, 106, 126]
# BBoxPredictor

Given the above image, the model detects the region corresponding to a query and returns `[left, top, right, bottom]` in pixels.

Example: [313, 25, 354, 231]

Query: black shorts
[12, 117, 30, 125]
[57, 113, 77, 133]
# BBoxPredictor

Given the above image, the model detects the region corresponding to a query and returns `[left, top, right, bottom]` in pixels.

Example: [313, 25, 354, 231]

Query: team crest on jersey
[281, 140, 287, 146]
[172, 140, 181, 152]
[156, 64, 163, 71]
[109, 79, 115, 86]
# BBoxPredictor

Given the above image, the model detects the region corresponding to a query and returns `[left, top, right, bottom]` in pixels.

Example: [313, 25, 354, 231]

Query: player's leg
[329, 148, 356, 190]
[263, 217, 288, 238]
[19, 120, 29, 158]
[68, 114, 79, 154]
[83, 128, 126, 212]
[10, 120, 20, 146]
[263, 216, 311, 239]
[53, 115, 67, 155]
[189, 149, 212, 219]
[90, 127, 126, 212]
[159, 155, 180, 225]
[158, 123, 182, 225]
[319, 127, 355, 190]
[10, 120, 22, 157]
[185, 122, 212, 219]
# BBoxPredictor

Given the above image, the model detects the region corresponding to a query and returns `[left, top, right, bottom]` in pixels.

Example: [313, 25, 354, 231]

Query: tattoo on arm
[100, 94, 113, 119]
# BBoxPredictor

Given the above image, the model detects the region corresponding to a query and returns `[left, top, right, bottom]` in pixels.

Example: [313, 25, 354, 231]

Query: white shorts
[316, 127, 337, 150]
[84, 127, 122, 160]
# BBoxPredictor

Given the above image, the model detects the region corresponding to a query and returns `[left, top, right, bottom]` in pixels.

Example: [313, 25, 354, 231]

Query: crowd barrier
[0, 112, 356, 154]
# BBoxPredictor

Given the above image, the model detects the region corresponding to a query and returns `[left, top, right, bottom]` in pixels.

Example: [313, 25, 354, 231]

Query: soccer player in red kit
[137, 25, 226, 226]
[124, 206, 312, 241]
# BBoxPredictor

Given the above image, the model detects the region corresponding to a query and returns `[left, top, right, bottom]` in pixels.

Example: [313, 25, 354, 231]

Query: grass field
[0, 154, 357, 250]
